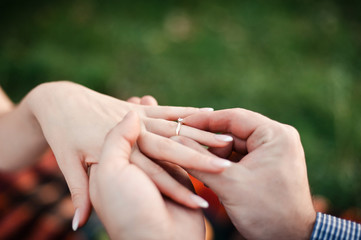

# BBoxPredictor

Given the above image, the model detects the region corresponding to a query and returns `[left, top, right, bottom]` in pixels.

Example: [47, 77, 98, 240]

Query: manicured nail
[72, 208, 80, 231]
[200, 107, 214, 112]
[211, 158, 232, 168]
[214, 134, 233, 142]
[190, 194, 209, 208]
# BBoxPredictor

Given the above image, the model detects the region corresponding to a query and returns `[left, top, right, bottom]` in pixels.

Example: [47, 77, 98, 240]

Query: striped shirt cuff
[310, 212, 361, 240]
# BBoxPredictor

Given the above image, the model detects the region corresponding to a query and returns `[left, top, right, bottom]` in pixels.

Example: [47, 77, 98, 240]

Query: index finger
[137, 131, 232, 173]
[183, 108, 270, 140]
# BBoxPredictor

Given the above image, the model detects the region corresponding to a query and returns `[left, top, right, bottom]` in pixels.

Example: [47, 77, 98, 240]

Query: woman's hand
[89, 112, 205, 240]
[24, 81, 232, 229]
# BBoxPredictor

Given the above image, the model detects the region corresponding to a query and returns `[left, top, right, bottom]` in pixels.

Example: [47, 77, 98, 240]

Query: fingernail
[190, 194, 209, 208]
[214, 134, 233, 142]
[72, 208, 80, 231]
[211, 158, 232, 168]
[200, 107, 214, 112]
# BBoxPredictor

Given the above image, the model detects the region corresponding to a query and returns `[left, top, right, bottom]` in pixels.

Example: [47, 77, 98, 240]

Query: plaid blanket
[0, 151, 82, 240]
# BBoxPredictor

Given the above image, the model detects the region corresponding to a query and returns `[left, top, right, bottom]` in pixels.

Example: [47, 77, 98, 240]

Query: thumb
[69, 112, 141, 231]
[99, 111, 140, 167]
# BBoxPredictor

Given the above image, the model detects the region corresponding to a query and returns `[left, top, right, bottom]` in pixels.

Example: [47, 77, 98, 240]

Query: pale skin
[89, 111, 205, 240]
[1, 83, 317, 239]
[0, 82, 233, 229]
[180, 109, 317, 240]
[0, 87, 13, 113]
[91, 108, 317, 239]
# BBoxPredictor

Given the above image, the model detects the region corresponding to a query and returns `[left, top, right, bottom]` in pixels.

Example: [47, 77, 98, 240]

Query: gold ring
[175, 118, 183, 136]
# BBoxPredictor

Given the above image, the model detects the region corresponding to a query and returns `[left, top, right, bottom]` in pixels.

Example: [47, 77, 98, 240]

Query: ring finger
[144, 118, 233, 148]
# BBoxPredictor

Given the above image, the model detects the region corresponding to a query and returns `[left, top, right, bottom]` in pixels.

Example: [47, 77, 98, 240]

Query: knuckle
[247, 122, 280, 150]
[260, 122, 277, 137]
[142, 95, 155, 101]
[277, 124, 301, 144]
[230, 108, 256, 118]
[230, 108, 245, 117]
[285, 124, 300, 139]
[266, 121, 289, 138]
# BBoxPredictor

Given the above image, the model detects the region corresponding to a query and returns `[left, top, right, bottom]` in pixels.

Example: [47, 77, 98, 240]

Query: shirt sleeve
[310, 212, 361, 240]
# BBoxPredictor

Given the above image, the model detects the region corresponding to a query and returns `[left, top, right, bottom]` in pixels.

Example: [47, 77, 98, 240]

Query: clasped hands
[88, 102, 317, 239]
[19, 81, 316, 239]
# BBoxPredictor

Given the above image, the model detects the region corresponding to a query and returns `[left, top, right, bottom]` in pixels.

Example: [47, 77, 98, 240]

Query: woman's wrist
[18, 88, 49, 156]
[0, 90, 48, 170]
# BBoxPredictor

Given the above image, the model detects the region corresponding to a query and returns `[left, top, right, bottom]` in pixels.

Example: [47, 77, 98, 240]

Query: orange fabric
[190, 175, 229, 221]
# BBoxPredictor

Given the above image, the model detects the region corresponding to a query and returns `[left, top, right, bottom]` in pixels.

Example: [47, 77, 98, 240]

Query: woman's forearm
[0, 91, 48, 171]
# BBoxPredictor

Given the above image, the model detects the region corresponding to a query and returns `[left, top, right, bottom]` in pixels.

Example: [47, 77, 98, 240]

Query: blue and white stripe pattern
[311, 212, 361, 240]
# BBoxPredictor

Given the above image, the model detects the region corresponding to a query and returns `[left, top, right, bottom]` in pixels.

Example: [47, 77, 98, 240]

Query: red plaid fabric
[0, 151, 83, 240]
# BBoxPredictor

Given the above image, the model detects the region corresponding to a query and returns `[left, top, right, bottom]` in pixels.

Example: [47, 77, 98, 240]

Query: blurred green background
[1, 0, 360, 238]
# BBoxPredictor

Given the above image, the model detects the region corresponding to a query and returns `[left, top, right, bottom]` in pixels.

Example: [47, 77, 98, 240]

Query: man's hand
[89, 111, 205, 240]
[175, 109, 316, 240]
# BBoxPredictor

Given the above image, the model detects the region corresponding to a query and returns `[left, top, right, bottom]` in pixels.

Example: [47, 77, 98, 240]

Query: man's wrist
[310, 212, 361, 240]
[302, 210, 317, 240]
